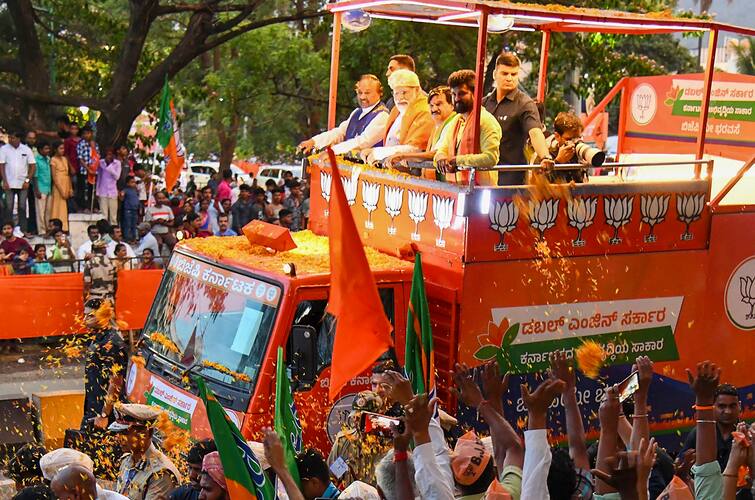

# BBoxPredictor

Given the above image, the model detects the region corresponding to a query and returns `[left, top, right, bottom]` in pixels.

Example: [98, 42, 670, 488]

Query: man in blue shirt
[296, 449, 340, 499]
[214, 214, 237, 237]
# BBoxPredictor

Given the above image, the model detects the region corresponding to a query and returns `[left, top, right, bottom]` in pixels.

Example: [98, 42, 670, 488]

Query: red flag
[326, 147, 393, 401]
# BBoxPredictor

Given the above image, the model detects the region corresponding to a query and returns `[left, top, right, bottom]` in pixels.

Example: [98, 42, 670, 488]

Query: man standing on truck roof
[435, 70, 502, 186]
[298, 74, 389, 156]
[482, 52, 552, 186]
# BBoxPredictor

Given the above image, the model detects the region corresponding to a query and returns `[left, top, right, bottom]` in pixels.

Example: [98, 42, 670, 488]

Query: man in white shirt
[298, 75, 389, 156]
[77, 224, 116, 261]
[136, 222, 161, 260]
[0, 132, 36, 235]
[145, 191, 176, 251]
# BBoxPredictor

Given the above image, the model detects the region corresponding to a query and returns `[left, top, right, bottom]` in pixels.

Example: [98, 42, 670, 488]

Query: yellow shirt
[434, 108, 502, 185]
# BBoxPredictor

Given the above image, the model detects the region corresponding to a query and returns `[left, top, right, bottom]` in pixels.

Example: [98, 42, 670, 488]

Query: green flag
[404, 252, 435, 395]
[156, 77, 173, 149]
[196, 377, 275, 500]
[275, 347, 302, 487]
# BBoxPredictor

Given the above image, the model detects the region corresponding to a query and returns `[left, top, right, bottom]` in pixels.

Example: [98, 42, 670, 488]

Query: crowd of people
[4, 337, 752, 500]
[298, 53, 594, 186]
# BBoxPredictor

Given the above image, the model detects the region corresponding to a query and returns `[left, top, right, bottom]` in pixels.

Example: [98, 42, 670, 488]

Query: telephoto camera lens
[574, 142, 606, 167]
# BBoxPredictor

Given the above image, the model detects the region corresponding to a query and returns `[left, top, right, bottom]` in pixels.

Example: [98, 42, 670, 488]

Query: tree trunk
[217, 111, 241, 171]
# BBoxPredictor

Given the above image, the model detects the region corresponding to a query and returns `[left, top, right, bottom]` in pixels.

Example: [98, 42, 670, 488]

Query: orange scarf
[86, 141, 100, 185]
[450, 110, 477, 184]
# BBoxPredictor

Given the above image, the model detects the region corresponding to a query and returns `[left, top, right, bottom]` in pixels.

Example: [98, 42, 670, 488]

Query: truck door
[284, 284, 401, 452]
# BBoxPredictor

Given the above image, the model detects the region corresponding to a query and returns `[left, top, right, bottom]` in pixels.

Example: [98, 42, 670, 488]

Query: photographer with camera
[535, 112, 605, 184]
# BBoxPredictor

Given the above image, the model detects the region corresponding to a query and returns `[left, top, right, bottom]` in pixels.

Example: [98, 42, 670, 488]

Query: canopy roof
[327, 0, 755, 36]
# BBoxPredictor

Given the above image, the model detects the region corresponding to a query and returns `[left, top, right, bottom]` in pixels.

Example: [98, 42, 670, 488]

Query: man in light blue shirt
[214, 214, 237, 237]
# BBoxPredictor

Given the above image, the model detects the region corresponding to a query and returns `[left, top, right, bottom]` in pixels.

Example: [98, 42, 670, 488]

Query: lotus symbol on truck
[741, 276, 755, 319]
[640, 194, 670, 242]
[320, 171, 332, 216]
[361, 181, 380, 229]
[676, 193, 705, 241]
[604, 196, 633, 245]
[432, 195, 454, 248]
[489, 201, 518, 251]
[528, 198, 559, 241]
[408, 190, 429, 241]
[384, 186, 404, 235]
[342, 168, 361, 206]
[567, 197, 597, 247]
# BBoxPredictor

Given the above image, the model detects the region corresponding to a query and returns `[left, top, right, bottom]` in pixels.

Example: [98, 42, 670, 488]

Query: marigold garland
[575, 340, 606, 379]
[201, 360, 251, 383]
[149, 332, 179, 354]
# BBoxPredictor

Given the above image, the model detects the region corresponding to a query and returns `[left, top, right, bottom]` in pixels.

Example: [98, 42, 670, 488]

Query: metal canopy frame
[325, 0, 755, 160]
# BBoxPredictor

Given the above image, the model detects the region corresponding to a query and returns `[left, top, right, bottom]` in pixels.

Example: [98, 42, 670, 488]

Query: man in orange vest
[434, 70, 502, 186]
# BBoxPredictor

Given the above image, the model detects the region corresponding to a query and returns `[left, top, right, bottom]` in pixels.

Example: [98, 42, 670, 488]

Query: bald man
[50, 465, 97, 500]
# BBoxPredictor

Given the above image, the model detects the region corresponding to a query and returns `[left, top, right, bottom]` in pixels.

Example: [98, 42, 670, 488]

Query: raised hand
[521, 378, 565, 430]
[452, 363, 484, 409]
[383, 370, 414, 406]
[686, 360, 721, 405]
[549, 351, 576, 391]
[482, 361, 509, 408]
[404, 393, 439, 446]
[636, 438, 657, 500]
[635, 356, 653, 393]
[391, 418, 412, 453]
[592, 451, 641, 500]
[262, 427, 286, 473]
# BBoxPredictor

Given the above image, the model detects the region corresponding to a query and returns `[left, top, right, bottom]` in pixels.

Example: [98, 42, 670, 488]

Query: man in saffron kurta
[363, 69, 433, 165]
[435, 70, 502, 186]
[299, 75, 388, 155]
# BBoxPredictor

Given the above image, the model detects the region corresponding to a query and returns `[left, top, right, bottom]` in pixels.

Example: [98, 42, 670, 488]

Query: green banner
[671, 99, 755, 122]
[146, 389, 192, 430]
[505, 326, 679, 374]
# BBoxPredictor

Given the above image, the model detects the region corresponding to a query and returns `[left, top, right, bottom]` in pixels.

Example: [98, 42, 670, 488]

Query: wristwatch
[24, 177, 30, 182]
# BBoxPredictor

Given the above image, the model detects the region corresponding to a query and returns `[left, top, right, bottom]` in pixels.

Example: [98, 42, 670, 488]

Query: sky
[676, 0, 754, 28]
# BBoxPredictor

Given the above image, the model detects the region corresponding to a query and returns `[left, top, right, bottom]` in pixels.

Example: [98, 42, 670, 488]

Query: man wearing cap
[298, 75, 389, 156]
[327, 390, 391, 488]
[83, 238, 117, 312]
[40, 448, 128, 499]
[197, 452, 229, 500]
[362, 69, 433, 165]
[111, 403, 181, 499]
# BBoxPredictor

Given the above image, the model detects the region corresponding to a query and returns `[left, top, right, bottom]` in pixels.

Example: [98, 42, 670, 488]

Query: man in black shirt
[482, 52, 552, 186]
[230, 184, 258, 234]
[169, 440, 216, 500]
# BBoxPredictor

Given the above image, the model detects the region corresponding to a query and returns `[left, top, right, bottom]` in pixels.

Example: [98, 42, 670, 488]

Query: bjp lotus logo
[676, 193, 705, 241]
[604, 196, 633, 245]
[528, 198, 559, 241]
[408, 190, 429, 242]
[640, 194, 670, 243]
[320, 171, 332, 216]
[384, 186, 404, 235]
[567, 197, 598, 247]
[361, 181, 380, 230]
[489, 201, 519, 251]
[741, 276, 755, 319]
[474, 317, 519, 372]
[432, 195, 454, 248]
[342, 168, 360, 206]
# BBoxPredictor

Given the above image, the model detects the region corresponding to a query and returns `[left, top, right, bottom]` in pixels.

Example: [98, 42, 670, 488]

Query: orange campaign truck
[124, 0, 755, 452]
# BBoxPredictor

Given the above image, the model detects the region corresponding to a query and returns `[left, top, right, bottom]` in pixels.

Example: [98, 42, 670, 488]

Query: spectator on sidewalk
[283, 180, 305, 231]
[215, 214, 237, 236]
[109, 225, 136, 259]
[77, 224, 101, 261]
[145, 191, 176, 253]
[278, 209, 294, 230]
[50, 230, 75, 262]
[136, 222, 160, 259]
[32, 244, 54, 274]
[121, 175, 140, 243]
[113, 243, 133, 271]
[96, 147, 121, 225]
[50, 142, 73, 231]
[76, 125, 100, 212]
[33, 142, 53, 236]
[196, 199, 216, 237]
[0, 132, 37, 235]
[230, 184, 257, 234]
[265, 188, 285, 224]
[1, 222, 33, 258]
[174, 199, 195, 229]
[178, 213, 201, 240]
[139, 247, 161, 270]
[46, 218, 63, 238]
[11, 247, 34, 275]
[216, 169, 233, 204]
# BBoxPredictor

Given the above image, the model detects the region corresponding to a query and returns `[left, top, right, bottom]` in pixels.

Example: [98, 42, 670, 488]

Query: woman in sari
[49, 142, 74, 231]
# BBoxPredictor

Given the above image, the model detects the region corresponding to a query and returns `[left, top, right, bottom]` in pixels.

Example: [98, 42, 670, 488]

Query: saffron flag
[404, 252, 435, 395]
[196, 377, 275, 500]
[156, 77, 185, 193]
[274, 347, 302, 487]
[326, 147, 393, 401]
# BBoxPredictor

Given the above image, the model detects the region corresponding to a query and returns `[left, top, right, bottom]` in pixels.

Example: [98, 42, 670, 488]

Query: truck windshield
[143, 252, 281, 386]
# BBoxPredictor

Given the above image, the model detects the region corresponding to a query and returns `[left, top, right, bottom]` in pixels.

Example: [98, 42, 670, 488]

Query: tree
[731, 37, 755, 75]
[0, 1, 323, 147]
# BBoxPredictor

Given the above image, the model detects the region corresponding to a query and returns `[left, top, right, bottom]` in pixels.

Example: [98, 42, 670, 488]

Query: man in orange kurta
[362, 69, 433, 166]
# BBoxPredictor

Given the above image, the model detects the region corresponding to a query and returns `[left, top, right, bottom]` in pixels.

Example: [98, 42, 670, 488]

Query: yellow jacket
[383, 97, 434, 151]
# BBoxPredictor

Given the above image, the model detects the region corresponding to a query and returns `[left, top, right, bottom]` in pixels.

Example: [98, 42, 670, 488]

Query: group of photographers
[298, 52, 605, 186]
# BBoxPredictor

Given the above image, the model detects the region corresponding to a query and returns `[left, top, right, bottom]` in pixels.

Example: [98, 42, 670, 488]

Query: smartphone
[360, 411, 404, 436]
[618, 371, 640, 403]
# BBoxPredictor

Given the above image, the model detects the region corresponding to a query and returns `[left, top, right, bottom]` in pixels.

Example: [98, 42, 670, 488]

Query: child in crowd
[0, 248, 13, 275]
[12, 248, 34, 275]
[121, 175, 140, 243]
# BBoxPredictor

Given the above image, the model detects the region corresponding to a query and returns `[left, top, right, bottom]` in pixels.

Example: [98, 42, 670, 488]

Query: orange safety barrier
[0, 270, 163, 339]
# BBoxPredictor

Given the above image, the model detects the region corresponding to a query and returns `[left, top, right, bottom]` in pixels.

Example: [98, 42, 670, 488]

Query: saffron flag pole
[404, 252, 435, 396]
[326, 147, 393, 401]
[197, 377, 275, 500]
[274, 346, 302, 487]
[156, 77, 186, 193]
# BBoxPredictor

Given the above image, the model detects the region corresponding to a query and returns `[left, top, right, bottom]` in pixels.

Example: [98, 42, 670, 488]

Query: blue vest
[344, 103, 388, 147]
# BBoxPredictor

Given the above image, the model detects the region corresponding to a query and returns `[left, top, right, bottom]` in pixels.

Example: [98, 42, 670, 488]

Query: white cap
[247, 441, 270, 470]
[40, 448, 94, 481]
[340, 480, 381, 499]
[388, 69, 420, 90]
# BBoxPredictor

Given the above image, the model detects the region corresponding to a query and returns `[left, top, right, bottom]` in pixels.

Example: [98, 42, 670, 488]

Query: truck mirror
[290, 325, 317, 390]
